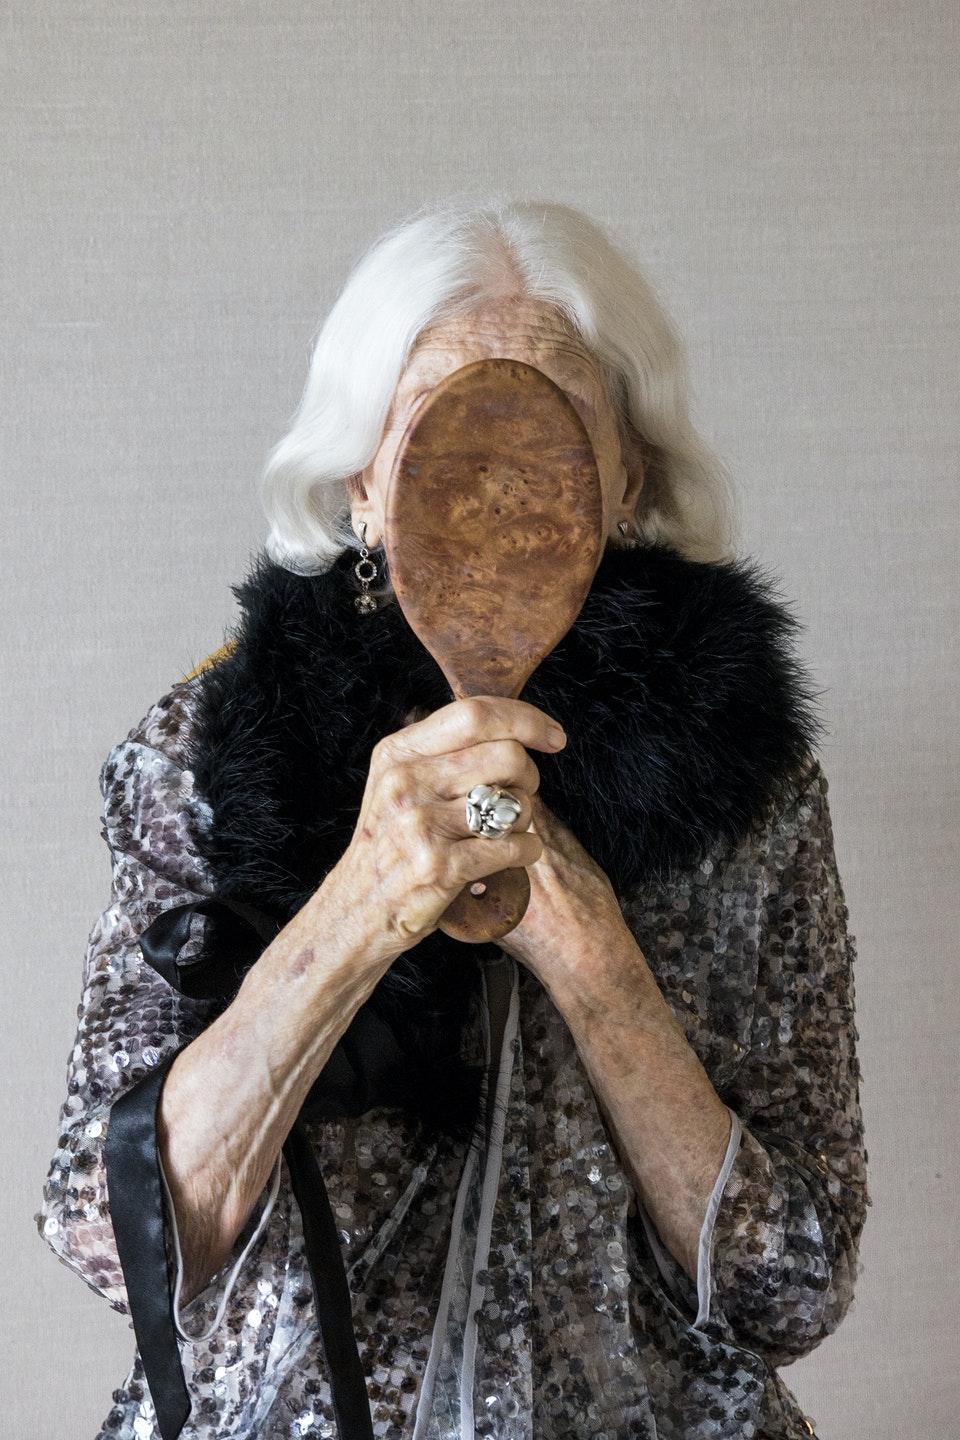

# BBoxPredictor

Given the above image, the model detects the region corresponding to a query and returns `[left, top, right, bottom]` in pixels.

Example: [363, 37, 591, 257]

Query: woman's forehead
[401, 299, 603, 395]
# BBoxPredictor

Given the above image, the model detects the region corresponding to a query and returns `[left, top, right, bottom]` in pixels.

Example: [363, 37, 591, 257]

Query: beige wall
[3, 3, 957, 1436]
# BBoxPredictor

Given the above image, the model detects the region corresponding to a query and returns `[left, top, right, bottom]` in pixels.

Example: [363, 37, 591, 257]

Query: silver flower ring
[465, 785, 523, 840]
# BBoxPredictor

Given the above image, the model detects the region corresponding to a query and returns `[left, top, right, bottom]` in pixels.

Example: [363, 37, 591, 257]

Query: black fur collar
[187, 545, 817, 1123]
[191, 543, 816, 907]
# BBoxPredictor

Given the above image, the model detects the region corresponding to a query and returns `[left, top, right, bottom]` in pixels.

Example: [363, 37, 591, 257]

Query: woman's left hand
[501, 798, 733, 1283]
[498, 798, 656, 1022]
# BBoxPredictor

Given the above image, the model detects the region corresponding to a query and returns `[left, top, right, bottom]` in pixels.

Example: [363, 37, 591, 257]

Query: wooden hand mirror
[384, 358, 604, 943]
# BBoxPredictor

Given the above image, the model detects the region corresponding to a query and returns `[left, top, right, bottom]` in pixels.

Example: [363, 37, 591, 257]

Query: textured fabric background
[2, 3, 957, 1437]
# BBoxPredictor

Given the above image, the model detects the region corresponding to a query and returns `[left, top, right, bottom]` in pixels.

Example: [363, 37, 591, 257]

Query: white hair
[262, 200, 733, 573]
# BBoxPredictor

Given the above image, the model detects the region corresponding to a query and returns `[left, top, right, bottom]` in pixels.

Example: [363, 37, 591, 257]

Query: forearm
[538, 929, 731, 1283]
[157, 869, 394, 1298]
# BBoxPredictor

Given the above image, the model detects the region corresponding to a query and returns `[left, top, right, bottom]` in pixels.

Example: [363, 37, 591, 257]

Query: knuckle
[458, 697, 488, 731]
[378, 766, 407, 809]
[494, 738, 523, 771]
[434, 851, 460, 891]
[369, 735, 396, 777]
[494, 738, 538, 791]
[371, 733, 392, 764]
[379, 757, 426, 812]
[410, 837, 435, 878]
[517, 746, 540, 782]
[395, 803, 427, 843]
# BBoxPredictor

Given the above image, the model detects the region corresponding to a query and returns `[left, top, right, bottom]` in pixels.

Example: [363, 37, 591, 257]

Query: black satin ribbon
[103, 900, 376, 1440]
[139, 898, 280, 1000]
[284, 1119, 375, 1440]
[104, 1045, 191, 1440]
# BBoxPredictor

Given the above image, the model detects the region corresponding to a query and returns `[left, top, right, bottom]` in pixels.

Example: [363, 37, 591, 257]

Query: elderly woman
[39, 202, 866, 1440]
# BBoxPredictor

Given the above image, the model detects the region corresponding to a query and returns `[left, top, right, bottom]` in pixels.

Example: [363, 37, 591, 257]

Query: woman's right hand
[316, 695, 567, 965]
[157, 695, 564, 1294]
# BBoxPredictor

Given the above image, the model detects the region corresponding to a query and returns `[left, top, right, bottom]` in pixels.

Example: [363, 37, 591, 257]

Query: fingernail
[548, 725, 567, 748]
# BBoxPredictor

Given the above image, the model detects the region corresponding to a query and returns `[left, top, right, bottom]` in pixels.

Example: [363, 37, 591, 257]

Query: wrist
[305, 853, 402, 970]
[532, 918, 661, 1023]
[245, 871, 397, 1040]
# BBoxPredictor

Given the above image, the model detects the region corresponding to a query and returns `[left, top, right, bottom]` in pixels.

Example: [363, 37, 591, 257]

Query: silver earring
[354, 522, 379, 614]
[617, 519, 639, 548]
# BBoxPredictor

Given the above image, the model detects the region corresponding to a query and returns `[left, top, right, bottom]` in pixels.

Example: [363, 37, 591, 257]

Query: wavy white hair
[263, 201, 733, 573]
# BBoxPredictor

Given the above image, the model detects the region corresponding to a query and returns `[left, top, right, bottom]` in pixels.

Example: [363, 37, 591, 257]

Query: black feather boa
[188, 544, 818, 1127]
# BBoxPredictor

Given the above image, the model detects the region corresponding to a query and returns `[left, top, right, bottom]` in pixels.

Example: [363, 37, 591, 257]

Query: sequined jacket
[39, 551, 868, 1440]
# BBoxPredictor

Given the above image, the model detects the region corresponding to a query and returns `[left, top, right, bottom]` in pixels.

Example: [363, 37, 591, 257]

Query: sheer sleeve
[701, 764, 869, 1363]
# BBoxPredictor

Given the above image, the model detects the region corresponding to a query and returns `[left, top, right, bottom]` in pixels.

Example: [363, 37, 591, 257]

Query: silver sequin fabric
[38, 683, 867, 1439]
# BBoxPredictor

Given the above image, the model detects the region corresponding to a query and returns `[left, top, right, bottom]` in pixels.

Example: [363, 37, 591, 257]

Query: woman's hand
[159, 695, 563, 1296]
[499, 798, 732, 1282]
[316, 696, 567, 969]
[498, 797, 658, 1020]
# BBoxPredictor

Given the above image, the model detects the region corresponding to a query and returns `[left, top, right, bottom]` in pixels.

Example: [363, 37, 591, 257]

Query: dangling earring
[354, 522, 380, 614]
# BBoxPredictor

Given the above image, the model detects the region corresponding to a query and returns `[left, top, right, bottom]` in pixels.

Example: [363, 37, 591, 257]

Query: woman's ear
[346, 473, 371, 530]
[609, 426, 647, 538]
[346, 472, 382, 547]
[619, 421, 648, 509]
